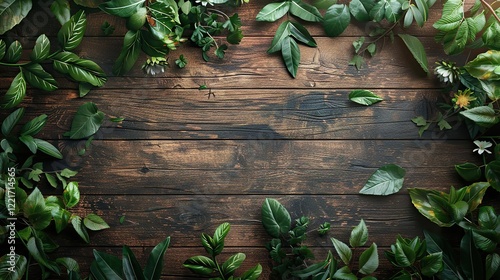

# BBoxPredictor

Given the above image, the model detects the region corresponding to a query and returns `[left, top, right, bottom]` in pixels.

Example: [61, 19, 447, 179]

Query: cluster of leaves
[99, 0, 245, 75]
[0, 10, 107, 109]
[184, 222, 262, 280]
[433, 0, 500, 55]
[262, 198, 382, 279]
[455, 142, 500, 192]
[0, 109, 109, 279]
[256, 0, 434, 77]
[385, 235, 443, 279]
[89, 237, 170, 280]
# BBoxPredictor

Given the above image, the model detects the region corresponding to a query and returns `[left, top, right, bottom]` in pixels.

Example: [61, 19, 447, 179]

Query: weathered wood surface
[1, 0, 491, 279]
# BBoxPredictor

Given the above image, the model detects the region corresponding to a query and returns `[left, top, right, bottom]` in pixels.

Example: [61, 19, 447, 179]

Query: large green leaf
[24, 188, 52, 230]
[384, 0, 402, 22]
[20, 114, 47, 136]
[99, 0, 145, 18]
[268, 20, 292, 53]
[261, 198, 291, 238]
[1, 107, 24, 136]
[471, 229, 498, 252]
[349, 90, 383, 106]
[183, 255, 216, 276]
[22, 63, 58, 91]
[486, 160, 500, 191]
[256, 1, 290, 22]
[58, 10, 87, 51]
[66, 102, 105, 139]
[359, 164, 406, 195]
[281, 36, 301, 78]
[409, 188, 454, 227]
[122, 246, 145, 280]
[324, 4, 351, 37]
[331, 237, 352, 265]
[221, 253, 245, 277]
[113, 30, 141, 75]
[1, 71, 26, 109]
[84, 213, 110, 231]
[464, 50, 500, 80]
[459, 182, 490, 212]
[26, 237, 61, 274]
[398, 34, 429, 73]
[0, 254, 27, 280]
[0, 0, 32, 35]
[93, 249, 124, 279]
[4, 41, 22, 63]
[30, 34, 51, 62]
[461, 230, 484, 280]
[460, 106, 499, 126]
[140, 30, 169, 57]
[143, 237, 170, 280]
[483, 22, 500, 50]
[359, 243, 378, 275]
[349, 219, 368, 247]
[289, 0, 322, 22]
[53, 52, 106, 87]
[51, 0, 71, 25]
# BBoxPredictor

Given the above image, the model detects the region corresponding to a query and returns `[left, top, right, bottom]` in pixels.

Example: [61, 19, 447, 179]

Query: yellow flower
[452, 89, 476, 109]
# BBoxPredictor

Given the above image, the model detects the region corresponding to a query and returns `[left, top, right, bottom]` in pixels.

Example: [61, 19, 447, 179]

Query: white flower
[473, 140, 492, 155]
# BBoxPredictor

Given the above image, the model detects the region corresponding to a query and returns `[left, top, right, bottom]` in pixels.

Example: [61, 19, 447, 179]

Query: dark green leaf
[183, 256, 216, 276]
[58, 10, 87, 51]
[486, 253, 500, 280]
[30, 34, 51, 62]
[290, 0, 322, 22]
[79, 82, 93, 97]
[268, 20, 291, 53]
[461, 182, 490, 212]
[72, 215, 90, 243]
[331, 237, 352, 264]
[113, 30, 141, 75]
[486, 160, 500, 191]
[19, 135, 37, 153]
[33, 138, 63, 159]
[45, 173, 58, 188]
[2, 107, 24, 136]
[350, 219, 368, 247]
[349, 0, 374, 21]
[240, 264, 262, 280]
[359, 164, 405, 195]
[384, 0, 402, 22]
[409, 188, 454, 227]
[26, 237, 61, 274]
[281, 36, 300, 78]
[0, 0, 32, 35]
[56, 257, 80, 273]
[53, 52, 106, 87]
[147, 2, 179, 41]
[483, 22, 500, 50]
[1, 71, 26, 109]
[291, 258, 329, 277]
[455, 163, 482, 182]
[324, 4, 351, 37]
[84, 213, 110, 231]
[349, 90, 383, 106]
[101, 21, 115, 36]
[289, 21, 316, 47]
[66, 102, 105, 139]
[175, 54, 187, 68]
[394, 241, 415, 267]
[471, 229, 498, 252]
[461, 230, 484, 280]
[0, 254, 27, 280]
[140, 30, 169, 57]
[421, 252, 443, 277]
[478, 206, 498, 230]
[359, 243, 378, 274]
[93, 249, 124, 279]
[22, 63, 58, 91]
[122, 246, 145, 280]
[24, 188, 52, 230]
[215, 44, 228, 59]
[398, 34, 429, 73]
[261, 198, 291, 238]
[99, 0, 145, 18]
[144, 237, 170, 280]
[256, 1, 290, 22]
[221, 253, 245, 277]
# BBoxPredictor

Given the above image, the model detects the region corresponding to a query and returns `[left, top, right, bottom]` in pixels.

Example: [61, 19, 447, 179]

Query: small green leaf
[359, 243, 378, 275]
[324, 4, 351, 37]
[261, 198, 291, 238]
[79, 82, 93, 97]
[331, 237, 352, 265]
[394, 241, 415, 267]
[64, 182, 80, 208]
[478, 206, 498, 230]
[144, 237, 170, 280]
[256, 1, 290, 22]
[1, 71, 26, 109]
[58, 10, 87, 51]
[289, 21, 316, 47]
[175, 54, 187, 68]
[333, 266, 357, 279]
[45, 173, 58, 188]
[33, 138, 63, 159]
[113, 30, 141, 75]
[66, 102, 105, 139]
[349, 54, 365, 70]
[421, 252, 443, 277]
[349, 90, 383, 106]
[119, 215, 126, 224]
[183, 256, 216, 276]
[350, 219, 368, 247]
[72, 215, 90, 243]
[398, 34, 429, 73]
[359, 164, 406, 195]
[22, 64, 58, 91]
[455, 163, 482, 182]
[51, 0, 71, 25]
[84, 213, 110, 231]
[61, 168, 78, 178]
[289, 0, 323, 22]
[281, 36, 301, 78]
[2, 107, 24, 136]
[291, 258, 329, 278]
[221, 253, 245, 277]
[411, 116, 427, 126]
[30, 34, 51, 62]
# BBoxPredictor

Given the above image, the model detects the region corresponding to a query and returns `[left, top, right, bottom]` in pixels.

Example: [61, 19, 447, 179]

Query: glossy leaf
[58, 10, 87, 51]
[289, 21, 316, 47]
[394, 241, 415, 267]
[256, 1, 290, 22]
[183, 256, 216, 276]
[1, 107, 24, 136]
[221, 253, 245, 277]
[461, 230, 484, 280]
[324, 4, 350, 37]
[24, 188, 52, 230]
[84, 213, 110, 231]
[122, 246, 145, 280]
[1, 71, 26, 109]
[144, 237, 170, 280]
[72, 215, 90, 243]
[113, 30, 141, 75]
[53, 208, 71, 233]
[93, 249, 124, 279]
[333, 266, 357, 279]
[486, 253, 500, 280]
[240, 264, 263, 280]
[331, 237, 352, 265]
[140, 30, 169, 57]
[99, 0, 146, 18]
[483, 22, 500, 50]
[4, 40, 21, 63]
[19, 135, 37, 153]
[398, 34, 428, 73]
[289, 0, 322, 22]
[455, 162, 481, 182]
[409, 188, 453, 227]
[0, 254, 27, 280]
[148, 1, 179, 41]
[349, 219, 368, 247]
[460, 182, 490, 212]
[464, 50, 500, 80]
[478, 206, 498, 230]
[261, 198, 291, 238]
[471, 229, 498, 252]
[64, 182, 80, 208]
[359, 243, 378, 275]
[53, 51, 106, 86]
[421, 252, 443, 277]
[213, 222, 230, 244]
[51, 0, 71, 25]
[22, 63, 58, 91]
[268, 21, 291, 53]
[26, 237, 61, 274]
[30, 34, 51, 62]
[56, 257, 80, 273]
[349, 0, 374, 21]
[66, 102, 105, 139]
[460, 106, 499, 126]
[486, 160, 500, 191]
[0, 0, 32, 35]
[369, 1, 386, 21]
[349, 90, 383, 106]
[359, 164, 406, 195]
[33, 138, 63, 159]
[384, 0, 402, 22]
[281, 36, 300, 78]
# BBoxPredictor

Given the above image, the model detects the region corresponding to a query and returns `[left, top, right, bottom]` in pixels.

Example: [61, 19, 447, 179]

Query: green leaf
[66, 102, 105, 139]
[33, 138, 63, 159]
[58, 10, 87, 51]
[52, 208, 71, 233]
[359, 243, 378, 274]
[22, 63, 58, 91]
[323, 4, 351, 37]
[478, 206, 498, 230]
[471, 229, 497, 252]
[45, 173, 58, 188]
[409, 188, 454, 227]
[147, 1, 179, 41]
[350, 219, 368, 247]
[24, 188, 52, 230]
[221, 253, 245, 277]
[0, 39, 5, 60]
[349, 0, 374, 21]
[256, 1, 290, 22]
[486, 253, 500, 280]
[291, 258, 329, 278]
[5, 41, 22, 64]
[424, 230, 465, 280]
[349, 90, 383, 106]
[63, 182, 80, 208]
[461, 230, 484, 280]
[175, 54, 187, 68]
[72, 215, 90, 243]
[455, 163, 482, 182]
[122, 246, 145, 280]
[349, 54, 365, 70]
[213, 222, 230, 244]
[460, 106, 499, 126]
[261, 198, 291, 238]
[411, 116, 427, 126]
[1, 71, 26, 109]
[461, 182, 490, 212]
[483, 22, 500, 50]
[143, 237, 170, 280]
[421, 252, 443, 277]
[384, 0, 402, 22]
[394, 241, 415, 267]
[268, 21, 292, 53]
[0, 254, 27, 280]
[289, 0, 323, 22]
[51, 0, 71, 25]
[2, 107, 24, 136]
[183, 256, 216, 276]
[61, 168, 78, 178]
[53, 51, 106, 87]
[0, 0, 32, 35]
[369, 0, 386, 22]
[486, 160, 500, 191]
[19, 135, 37, 153]
[464, 50, 500, 80]
[289, 21, 316, 47]
[30, 34, 51, 62]
[79, 82, 93, 97]
[113, 30, 141, 75]
[398, 34, 428, 73]
[240, 264, 263, 280]
[331, 237, 352, 265]
[215, 44, 228, 59]
[84, 213, 110, 231]
[359, 164, 406, 195]
[93, 249, 124, 279]
[99, 0, 146, 18]
[281, 36, 300, 78]
[26, 237, 60, 274]
[333, 266, 357, 280]
[140, 29, 169, 57]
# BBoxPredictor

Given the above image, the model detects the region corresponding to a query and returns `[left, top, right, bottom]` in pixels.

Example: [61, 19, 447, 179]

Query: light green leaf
[281, 36, 301, 78]
[221, 253, 246, 277]
[483, 22, 500, 50]
[359, 243, 378, 275]
[30, 34, 51, 62]
[58, 10, 87, 51]
[349, 90, 383, 106]
[414, 0, 428, 21]
[0, 0, 32, 35]
[333, 266, 357, 280]
[72, 215, 90, 243]
[460, 182, 490, 212]
[2, 107, 24, 136]
[331, 237, 352, 265]
[99, 0, 146, 18]
[256, 1, 290, 22]
[144, 237, 170, 280]
[0, 254, 27, 280]
[398, 34, 429, 73]
[460, 106, 499, 126]
[464, 50, 500, 80]
[61, 168, 78, 178]
[66, 102, 105, 139]
[384, 0, 402, 22]
[84, 213, 110, 231]
[349, 219, 368, 247]
[183, 255, 216, 276]
[323, 4, 351, 37]
[289, 0, 322, 22]
[213, 222, 230, 244]
[64, 182, 80, 208]
[22, 63, 58, 91]
[33, 138, 63, 159]
[359, 164, 406, 195]
[113, 30, 141, 75]
[261, 198, 291, 238]
[50, 0, 71, 25]
[1, 71, 26, 109]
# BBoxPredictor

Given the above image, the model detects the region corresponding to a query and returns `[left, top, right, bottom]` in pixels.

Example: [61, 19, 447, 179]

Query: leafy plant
[99, 0, 245, 75]
[359, 164, 406, 195]
[90, 237, 170, 280]
[184, 222, 262, 280]
[0, 10, 107, 109]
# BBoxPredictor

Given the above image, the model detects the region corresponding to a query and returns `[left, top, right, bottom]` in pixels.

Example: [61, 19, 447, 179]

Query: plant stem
[357, 22, 399, 55]
[481, 0, 500, 24]
[207, 8, 230, 20]
[0, 61, 30, 67]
